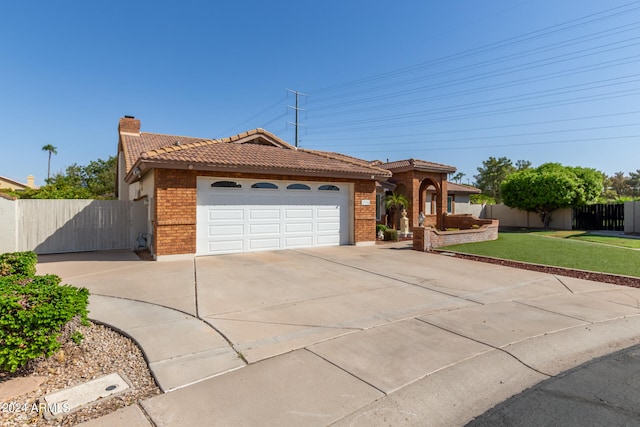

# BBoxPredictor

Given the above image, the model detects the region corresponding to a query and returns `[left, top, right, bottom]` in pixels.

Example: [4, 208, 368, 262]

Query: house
[117, 116, 392, 260]
[0, 175, 36, 191]
[425, 182, 481, 215]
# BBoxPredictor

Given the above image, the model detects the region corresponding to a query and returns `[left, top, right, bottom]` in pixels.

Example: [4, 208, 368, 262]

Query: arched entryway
[419, 178, 446, 229]
[379, 158, 454, 231]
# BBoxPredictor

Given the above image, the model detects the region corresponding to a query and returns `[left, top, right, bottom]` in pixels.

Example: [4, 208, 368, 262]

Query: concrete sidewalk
[37, 244, 640, 426]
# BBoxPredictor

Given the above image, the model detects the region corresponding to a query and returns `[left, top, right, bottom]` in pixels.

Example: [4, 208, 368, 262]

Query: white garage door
[196, 177, 352, 255]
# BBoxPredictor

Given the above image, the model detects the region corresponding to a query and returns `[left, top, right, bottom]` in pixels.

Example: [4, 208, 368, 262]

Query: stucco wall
[484, 204, 572, 230]
[0, 197, 17, 253]
[625, 201, 640, 234]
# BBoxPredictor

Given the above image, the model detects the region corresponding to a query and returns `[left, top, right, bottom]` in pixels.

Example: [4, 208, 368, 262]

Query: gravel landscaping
[0, 322, 160, 426]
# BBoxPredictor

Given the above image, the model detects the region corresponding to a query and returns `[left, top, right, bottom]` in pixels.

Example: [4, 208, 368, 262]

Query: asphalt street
[467, 343, 640, 426]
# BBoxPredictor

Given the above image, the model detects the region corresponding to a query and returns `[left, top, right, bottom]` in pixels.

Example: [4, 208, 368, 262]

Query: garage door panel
[317, 207, 340, 218]
[249, 209, 280, 220]
[209, 224, 244, 237]
[285, 223, 313, 233]
[317, 222, 340, 232]
[209, 209, 244, 221]
[285, 208, 313, 219]
[249, 238, 281, 250]
[250, 224, 281, 235]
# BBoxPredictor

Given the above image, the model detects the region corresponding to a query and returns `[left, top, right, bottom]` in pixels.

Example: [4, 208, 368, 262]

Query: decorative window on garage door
[211, 180, 242, 188]
[287, 183, 311, 190]
[251, 182, 278, 189]
[318, 184, 340, 191]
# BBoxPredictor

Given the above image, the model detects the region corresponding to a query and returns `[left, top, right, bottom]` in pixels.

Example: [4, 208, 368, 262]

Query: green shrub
[383, 229, 399, 241]
[0, 274, 89, 372]
[376, 224, 387, 234]
[0, 251, 38, 277]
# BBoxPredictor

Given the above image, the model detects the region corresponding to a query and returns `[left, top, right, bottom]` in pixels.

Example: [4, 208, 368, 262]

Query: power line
[218, 95, 287, 137]
[310, 1, 640, 94]
[309, 21, 640, 107]
[310, 122, 640, 148]
[308, 110, 640, 141]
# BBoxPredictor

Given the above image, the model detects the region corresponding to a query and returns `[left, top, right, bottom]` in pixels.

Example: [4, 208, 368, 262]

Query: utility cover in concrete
[40, 372, 131, 420]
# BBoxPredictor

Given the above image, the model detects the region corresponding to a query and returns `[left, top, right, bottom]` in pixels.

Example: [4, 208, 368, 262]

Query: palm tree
[42, 144, 58, 181]
[384, 192, 410, 229]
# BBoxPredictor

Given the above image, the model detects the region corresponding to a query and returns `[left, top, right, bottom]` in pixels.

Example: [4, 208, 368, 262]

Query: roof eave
[125, 160, 390, 184]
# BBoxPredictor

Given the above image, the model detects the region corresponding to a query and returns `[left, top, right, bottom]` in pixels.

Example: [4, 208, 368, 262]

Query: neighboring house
[425, 182, 481, 214]
[117, 116, 391, 259]
[0, 175, 36, 191]
[375, 159, 455, 230]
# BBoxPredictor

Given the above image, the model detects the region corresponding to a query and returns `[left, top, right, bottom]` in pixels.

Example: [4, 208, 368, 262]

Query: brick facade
[390, 170, 448, 230]
[153, 169, 377, 256]
[354, 180, 377, 243]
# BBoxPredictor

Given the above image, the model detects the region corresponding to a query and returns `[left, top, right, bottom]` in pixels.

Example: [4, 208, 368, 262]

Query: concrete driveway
[37, 242, 640, 426]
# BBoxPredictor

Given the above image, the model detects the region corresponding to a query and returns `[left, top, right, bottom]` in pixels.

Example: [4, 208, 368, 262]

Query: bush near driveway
[0, 251, 38, 277]
[0, 251, 89, 372]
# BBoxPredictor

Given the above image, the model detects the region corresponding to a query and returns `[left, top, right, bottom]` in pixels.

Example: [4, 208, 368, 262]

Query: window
[251, 182, 278, 189]
[318, 184, 340, 191]
[287, 183, 311, 190]
[376, 194, 384, 221]
[211, 181, 241, 188]
[447, 196, 454, 214]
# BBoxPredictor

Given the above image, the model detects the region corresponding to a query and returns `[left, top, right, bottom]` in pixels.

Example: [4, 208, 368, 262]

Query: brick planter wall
[413, 220, 499, 251]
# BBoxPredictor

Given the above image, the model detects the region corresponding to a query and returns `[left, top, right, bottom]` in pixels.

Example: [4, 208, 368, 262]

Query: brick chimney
[119, 116, 141, 134]
[26, 175, 35, 188]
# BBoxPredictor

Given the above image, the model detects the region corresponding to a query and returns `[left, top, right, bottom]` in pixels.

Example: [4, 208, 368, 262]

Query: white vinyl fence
[0, 198, 148, 254]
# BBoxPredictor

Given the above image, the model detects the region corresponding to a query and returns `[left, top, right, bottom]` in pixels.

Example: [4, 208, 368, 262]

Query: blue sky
[1, 0, 639, 186]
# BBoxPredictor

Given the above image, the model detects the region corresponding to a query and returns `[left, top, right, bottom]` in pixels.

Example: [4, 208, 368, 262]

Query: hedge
[0, 252, 89, 372]
[0, 251, 38, 277]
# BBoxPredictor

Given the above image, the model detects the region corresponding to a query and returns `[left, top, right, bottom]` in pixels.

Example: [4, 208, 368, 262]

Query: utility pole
[287, 89, 307, 147]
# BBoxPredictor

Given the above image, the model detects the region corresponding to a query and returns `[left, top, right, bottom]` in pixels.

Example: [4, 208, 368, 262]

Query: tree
[12, 156, 116, 199]
[628, 169, 640, 198]
[501, 163, 602, 228]
[384, 192, 410, 229]
[515, 159, 531, 171]
[42, 144, 58, 181]
[474, 157, 516, 203]
[451, 172, 465, 183]
[609, 171, 629, 197]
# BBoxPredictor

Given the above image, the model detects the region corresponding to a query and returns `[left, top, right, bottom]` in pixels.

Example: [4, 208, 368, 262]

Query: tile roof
[119, 132, 209, 175]
[379, 159, 456, 173]
[120, 127, 391, 181]
[444, 182, 481, 194]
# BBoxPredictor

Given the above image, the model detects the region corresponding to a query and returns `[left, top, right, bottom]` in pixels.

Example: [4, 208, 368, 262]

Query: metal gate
[572, 204, 624, 231]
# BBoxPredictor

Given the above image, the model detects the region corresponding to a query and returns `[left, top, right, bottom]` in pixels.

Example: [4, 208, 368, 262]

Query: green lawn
[537, 230, 640, 249]
[441, 230, 640, 277]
